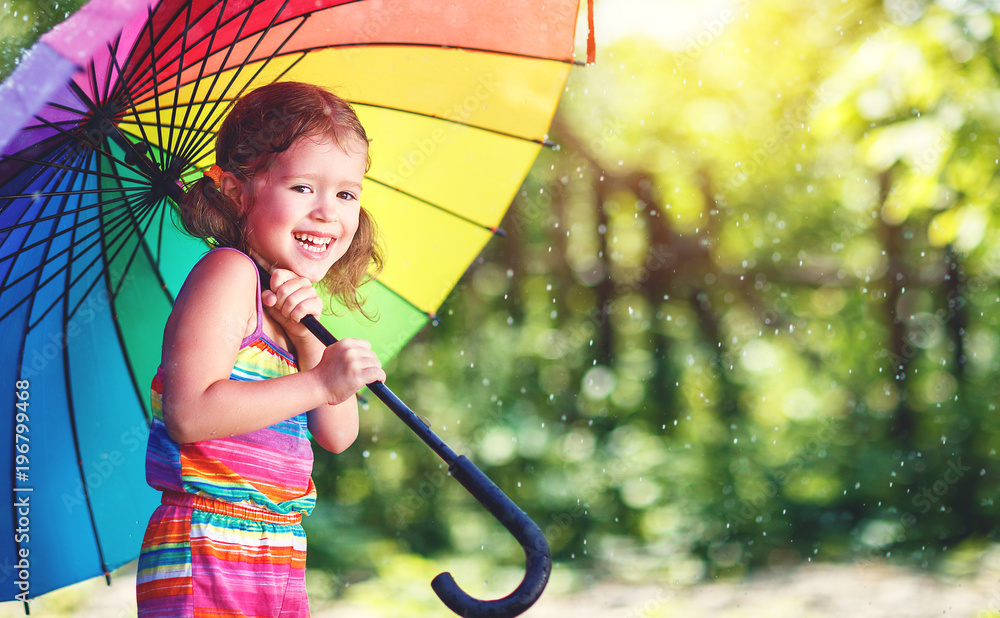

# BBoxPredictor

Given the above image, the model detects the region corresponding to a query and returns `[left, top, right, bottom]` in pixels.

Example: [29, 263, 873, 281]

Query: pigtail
[178, 174, 248, 253]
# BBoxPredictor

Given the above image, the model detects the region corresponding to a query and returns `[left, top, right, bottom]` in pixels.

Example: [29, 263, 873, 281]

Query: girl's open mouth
[293, 232, 332, 254]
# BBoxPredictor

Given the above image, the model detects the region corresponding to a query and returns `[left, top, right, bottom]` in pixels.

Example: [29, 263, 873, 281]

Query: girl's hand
[315, 339, 386, 405]
[262, 268, 323, 342]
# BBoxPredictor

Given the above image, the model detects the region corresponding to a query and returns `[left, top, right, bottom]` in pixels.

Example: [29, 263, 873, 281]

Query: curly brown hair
[179, 81, 382, 316]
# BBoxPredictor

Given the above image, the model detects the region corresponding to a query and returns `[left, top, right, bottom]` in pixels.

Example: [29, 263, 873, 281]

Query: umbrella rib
[3, 196, 154, 326]
[109, 40, 166, 169]
[275, 40, 581, 66]
[161, 1, 197, 172]
[103, 30, 124, 101]
[60, 183, 114, 583]
[164, 0, 231, 173]
[0, 153, 149, 189]
[172, 0, 256, 168]
[363, 176, 505, 235]
[4, 149, 87, 586]
[1, 197, 137, 265]
[125, 0, 314, 106]
[353, 101, 556, 148]
[176, 5, 308, 168]
[0, 186, 136, 201]
[87, 49, 104, 115]
[142, 3, 170, 172]
[16, 193, 159, 329]
[40, 85, 155, 183]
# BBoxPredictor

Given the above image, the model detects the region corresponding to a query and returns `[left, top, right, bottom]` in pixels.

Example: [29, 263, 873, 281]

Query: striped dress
[137, 248, 315, 617]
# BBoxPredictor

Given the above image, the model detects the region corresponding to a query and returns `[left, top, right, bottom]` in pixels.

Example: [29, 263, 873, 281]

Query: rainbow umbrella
[0, 0, 591, 607]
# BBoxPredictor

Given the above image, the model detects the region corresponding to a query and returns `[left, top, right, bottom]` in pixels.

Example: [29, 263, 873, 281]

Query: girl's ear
[219, 172, 247, 212]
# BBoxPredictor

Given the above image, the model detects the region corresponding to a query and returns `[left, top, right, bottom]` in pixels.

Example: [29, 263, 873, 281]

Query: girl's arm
[161, 251, 379, 443]
[262, 268, 385, 454]
[296, 338, 362, 454]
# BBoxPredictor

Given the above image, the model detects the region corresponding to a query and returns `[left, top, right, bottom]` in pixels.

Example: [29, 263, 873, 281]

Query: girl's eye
[338, 191, 358, 201]
[291, 185, 313, 194]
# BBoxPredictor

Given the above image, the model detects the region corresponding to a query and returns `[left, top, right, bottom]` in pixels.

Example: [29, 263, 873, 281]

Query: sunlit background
[4, 0, 1000, 615]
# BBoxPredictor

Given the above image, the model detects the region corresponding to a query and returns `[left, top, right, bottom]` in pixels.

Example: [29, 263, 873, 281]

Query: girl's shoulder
[164, 248, 260, 345]
[178, 248, 260, 310]
[187, 248, 260, 287]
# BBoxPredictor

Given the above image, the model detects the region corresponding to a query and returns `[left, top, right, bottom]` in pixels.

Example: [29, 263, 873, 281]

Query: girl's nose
[311, 197, 339, 222]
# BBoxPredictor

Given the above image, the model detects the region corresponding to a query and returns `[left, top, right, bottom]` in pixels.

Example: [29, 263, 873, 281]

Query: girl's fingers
[267, 269, 322, 322]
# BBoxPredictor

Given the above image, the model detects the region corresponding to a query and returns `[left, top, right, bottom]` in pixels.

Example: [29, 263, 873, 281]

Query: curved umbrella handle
[283, 296, 551, 616]
[431, 454, 551, 617]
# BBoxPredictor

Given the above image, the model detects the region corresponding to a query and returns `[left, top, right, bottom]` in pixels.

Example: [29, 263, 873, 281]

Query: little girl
[136, 81, 386, 617]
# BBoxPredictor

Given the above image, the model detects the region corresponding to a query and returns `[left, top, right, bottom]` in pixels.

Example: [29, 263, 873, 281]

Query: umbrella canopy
[0, 0, 587, 601]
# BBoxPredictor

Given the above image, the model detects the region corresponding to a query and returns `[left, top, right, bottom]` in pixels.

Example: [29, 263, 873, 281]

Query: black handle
[295, 309, 551, 616]
[431, 455, 552, 618]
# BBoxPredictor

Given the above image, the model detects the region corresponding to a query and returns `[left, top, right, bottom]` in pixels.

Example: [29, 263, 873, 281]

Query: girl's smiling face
[239, 135, 368, 282]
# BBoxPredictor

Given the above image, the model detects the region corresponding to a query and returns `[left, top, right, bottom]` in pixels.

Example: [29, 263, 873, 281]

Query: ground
[2, 557, 998, 617]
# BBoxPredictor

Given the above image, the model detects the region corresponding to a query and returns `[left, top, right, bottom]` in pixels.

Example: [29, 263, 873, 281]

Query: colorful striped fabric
[138, 248, 316, 616]
[143, 249, 316, 515]
[137, 499, 309, 616]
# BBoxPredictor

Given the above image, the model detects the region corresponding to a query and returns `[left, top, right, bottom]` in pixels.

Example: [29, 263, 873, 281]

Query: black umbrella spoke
[163, 0, 228, 174]
[103, 30, 125, 103]
[59, 197, 113, 592]
[0, 192, 156, 320]
[124, 0, 294, 108]
[364, 175, 504, 235]
[108, 43, 162, 171]
[87, 51, 104, 117]
[0, 190, 141, 326]
[175, 2, 304, 168]
[354, 101, 552, 147]
[120, 0, 231, 99]
[142, 3, 172, 173]
[0, 153, 146, 190]
[0, 196, 139, 266]
[14, 117, 89, 135]
[32, 92, 154, 184]
[0, 186, 143, 203]
[161, 1, 198, 172]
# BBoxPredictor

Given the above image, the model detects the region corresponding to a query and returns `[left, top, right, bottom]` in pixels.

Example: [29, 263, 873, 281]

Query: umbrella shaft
[299, 315, 461, 465]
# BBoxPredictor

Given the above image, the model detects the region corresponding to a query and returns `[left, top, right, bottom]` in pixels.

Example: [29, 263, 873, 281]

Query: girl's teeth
[294, 233, 331, 253]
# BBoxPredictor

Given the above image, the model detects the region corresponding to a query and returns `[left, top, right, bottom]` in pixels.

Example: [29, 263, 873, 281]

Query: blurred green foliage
[6, 0, 1000, 602]
[305, 0, 1000, 593]
[0, 0, 85, 79]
